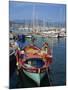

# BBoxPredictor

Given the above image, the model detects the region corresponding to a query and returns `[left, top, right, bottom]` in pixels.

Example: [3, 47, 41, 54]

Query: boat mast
[43, 17, 45, 32]
[33, 4, 35, 33]
[51, 20, 54, 56]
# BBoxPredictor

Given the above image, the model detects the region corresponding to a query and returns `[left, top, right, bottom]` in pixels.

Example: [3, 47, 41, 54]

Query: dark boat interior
[25, 58, 45, 68]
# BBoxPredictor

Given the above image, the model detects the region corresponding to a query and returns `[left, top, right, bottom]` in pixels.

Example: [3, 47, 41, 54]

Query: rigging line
[46, 38, 54, 86]
[10, 50, 15, 56]
[48, 67, 55, 85]
[51, 38, 54, 56]
[50, 38, 54, 85]
[46, 68, 52, 86]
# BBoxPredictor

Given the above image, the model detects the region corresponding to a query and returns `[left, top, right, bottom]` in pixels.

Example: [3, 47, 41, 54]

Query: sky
[9, 1, 66, 23]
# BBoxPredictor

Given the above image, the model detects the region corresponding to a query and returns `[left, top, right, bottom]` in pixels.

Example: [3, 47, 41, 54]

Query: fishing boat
[15, 4, 52, 85]
[16, 43, 52, 86]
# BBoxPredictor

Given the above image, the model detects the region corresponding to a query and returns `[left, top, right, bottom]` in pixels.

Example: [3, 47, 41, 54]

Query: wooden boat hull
[23, 69, 46, 86]
[22, 63, 46, 86]
[16, 44, 52, 86]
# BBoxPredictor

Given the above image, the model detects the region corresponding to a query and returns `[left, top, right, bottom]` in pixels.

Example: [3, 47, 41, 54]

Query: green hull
[23, 69, 46, 86]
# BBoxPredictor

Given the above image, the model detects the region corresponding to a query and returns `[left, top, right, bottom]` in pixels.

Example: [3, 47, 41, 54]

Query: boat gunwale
[16, 45, 52, 73]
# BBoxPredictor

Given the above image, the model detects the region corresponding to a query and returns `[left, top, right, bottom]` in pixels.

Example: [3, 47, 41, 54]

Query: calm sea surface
[10, 37, 66, 88]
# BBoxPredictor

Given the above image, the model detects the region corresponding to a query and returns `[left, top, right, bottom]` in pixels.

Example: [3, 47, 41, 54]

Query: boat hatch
[25, 58, 45, 68]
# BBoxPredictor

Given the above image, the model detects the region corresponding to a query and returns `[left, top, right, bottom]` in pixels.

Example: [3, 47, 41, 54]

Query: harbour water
[9, 37, 66, 88]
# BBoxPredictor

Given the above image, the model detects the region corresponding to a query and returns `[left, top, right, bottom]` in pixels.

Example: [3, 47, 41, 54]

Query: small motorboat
[16, 43, 52, 86]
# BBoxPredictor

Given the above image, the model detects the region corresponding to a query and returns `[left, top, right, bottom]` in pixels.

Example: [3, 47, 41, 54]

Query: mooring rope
[46, 68, 52, 86]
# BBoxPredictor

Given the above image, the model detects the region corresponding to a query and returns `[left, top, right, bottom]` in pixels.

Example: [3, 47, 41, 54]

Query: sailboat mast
[33, 4, 35, 33]
[43, 18, 45, 32]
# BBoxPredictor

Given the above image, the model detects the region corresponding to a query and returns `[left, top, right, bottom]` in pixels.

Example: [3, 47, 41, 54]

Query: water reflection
[33, 37, 66, 85]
